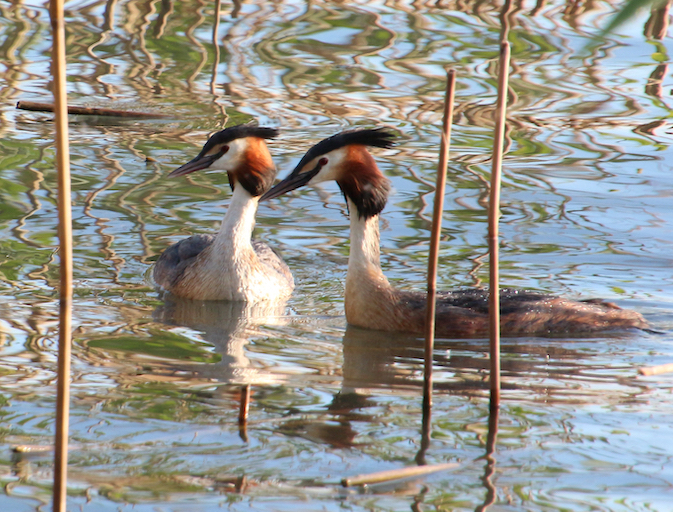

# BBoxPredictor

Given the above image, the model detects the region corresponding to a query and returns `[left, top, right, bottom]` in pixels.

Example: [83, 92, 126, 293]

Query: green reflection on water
[87, 329, 222, 363]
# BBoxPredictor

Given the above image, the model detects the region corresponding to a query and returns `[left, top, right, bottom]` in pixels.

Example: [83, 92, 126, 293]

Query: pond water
[1, 0, 673, 510]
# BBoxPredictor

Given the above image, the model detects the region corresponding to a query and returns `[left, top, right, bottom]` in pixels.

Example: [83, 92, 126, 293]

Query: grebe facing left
[262, 128, 648, 337]
[154, 124, 294, 302]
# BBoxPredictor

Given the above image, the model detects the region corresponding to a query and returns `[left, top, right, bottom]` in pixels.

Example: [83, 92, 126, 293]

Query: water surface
[1, 1, 672, 511]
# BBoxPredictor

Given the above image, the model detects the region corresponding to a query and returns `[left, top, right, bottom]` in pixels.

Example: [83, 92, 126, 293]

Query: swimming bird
[262, 128, 648, 337]
[154, 124, 294, 302]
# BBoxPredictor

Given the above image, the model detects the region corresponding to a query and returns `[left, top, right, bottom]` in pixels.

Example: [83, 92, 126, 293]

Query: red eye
[221, 145, 230, 155]
[318, 157, 328, 166]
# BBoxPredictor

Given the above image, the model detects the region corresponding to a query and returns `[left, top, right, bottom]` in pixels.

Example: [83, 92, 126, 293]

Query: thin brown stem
[239, 384, 251, 424]
[49, 1, 73, 511]
[488, 42, 511, 408]
[423, 70, 456, 421]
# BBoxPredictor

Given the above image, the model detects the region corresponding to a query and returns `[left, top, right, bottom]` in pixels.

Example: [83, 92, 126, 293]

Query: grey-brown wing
[251, 239, 294, 288]
[154, 234, 215, 289]
[397, 288, 550, 314]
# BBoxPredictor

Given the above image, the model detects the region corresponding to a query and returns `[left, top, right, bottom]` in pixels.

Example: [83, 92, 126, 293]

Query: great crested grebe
[262, 128, 648, 337]
[154, 124, 294, 302]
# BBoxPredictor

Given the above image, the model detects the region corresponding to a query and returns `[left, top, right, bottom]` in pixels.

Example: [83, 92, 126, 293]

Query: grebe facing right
[154, 124, 294, 303]
[262, 128, 648, 337]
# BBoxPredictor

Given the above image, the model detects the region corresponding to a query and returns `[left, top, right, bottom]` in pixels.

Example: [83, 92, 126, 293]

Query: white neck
[346, 198, 388, 282]
[215, 184, 258, 251]
[344, 198, 398, 330]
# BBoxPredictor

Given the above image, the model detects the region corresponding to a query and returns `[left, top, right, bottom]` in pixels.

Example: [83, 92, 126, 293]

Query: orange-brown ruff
[262, 128, 648, 337]
[154, 125, 294, 302]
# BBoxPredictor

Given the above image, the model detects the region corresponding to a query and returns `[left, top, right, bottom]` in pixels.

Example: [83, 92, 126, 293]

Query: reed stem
[488, 42, 511, 408]
[49, 1, 74, 511]
[239, 384, 251, 424]
[423, 70, 456, 418]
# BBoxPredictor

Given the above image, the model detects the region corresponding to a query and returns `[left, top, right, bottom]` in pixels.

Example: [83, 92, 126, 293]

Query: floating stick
[342, 462, 458, 487]
[423, 70, 456, 421]
[488, 42, 510, 409]
[639, 363, 673, 376]
[13, 444, 54, 453]
[49, 2, 73, 511]
[16, 100, 169, 118]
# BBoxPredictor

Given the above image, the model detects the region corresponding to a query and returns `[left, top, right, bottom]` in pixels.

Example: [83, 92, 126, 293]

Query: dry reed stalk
[488, 42, 511, 408]
[239, 384, 251, 424]
[639, 363, 673, 376]
[423, 70, 456, 416]
[342, 462, 458, 487]
[49, 1, 73, 511]
[16, 100, 169, 118]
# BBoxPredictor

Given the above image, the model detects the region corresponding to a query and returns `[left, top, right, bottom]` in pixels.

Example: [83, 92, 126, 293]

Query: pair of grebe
[155, 125, 648, 337]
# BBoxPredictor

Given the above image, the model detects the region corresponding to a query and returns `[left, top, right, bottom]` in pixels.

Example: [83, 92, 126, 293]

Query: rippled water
[1, 1, 673, 511]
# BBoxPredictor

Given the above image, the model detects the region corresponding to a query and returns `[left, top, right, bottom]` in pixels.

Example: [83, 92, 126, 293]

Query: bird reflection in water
[338, 326, 648, 404]
[153, 294, 289, 388]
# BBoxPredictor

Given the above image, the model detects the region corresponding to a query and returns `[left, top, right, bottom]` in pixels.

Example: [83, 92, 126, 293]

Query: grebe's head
[262, 128, 395, 219]
[169, 124, 278, 197]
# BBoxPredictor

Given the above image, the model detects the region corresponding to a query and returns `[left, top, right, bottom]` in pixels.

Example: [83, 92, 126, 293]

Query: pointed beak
[168, 153, 219, 177]
[261, 163, 321, 201]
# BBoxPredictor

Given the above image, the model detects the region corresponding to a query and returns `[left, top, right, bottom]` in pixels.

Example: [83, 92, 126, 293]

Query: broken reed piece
[16, 100, 170, 118]
[13, 444, 54, 453]
[341, 462, 459, 487]
[639, 363, 673, 376]
[238, 384, 251, 424]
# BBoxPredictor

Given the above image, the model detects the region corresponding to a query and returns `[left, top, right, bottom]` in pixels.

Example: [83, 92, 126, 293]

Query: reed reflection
[475, 404, 499, 512]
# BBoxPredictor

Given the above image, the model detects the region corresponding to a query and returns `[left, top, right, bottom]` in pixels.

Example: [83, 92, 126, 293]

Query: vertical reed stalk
[49, 1, 73, 511]
[423, 70, 456, 417]
[239, 384, 251, 424]
[488, 42, 511, 409]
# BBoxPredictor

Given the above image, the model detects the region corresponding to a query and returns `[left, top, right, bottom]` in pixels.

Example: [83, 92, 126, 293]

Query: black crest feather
[294, 128, 395, 175]
[196, 124, 278, 160]
[318, 128, 395, 220]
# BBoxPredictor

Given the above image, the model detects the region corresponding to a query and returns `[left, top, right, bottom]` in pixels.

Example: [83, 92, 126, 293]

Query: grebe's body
[154, 125, 293, 302]
[262, 129, 648, 337]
